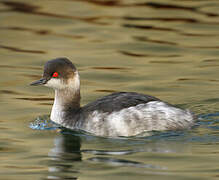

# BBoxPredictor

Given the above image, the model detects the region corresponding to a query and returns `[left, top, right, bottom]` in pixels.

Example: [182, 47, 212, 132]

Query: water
[1, 0, 219, 179]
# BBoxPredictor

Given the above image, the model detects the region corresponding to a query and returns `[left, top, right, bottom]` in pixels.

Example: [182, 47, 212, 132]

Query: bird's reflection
[47, 130, 81, 180]
[45, 128, 194, 180]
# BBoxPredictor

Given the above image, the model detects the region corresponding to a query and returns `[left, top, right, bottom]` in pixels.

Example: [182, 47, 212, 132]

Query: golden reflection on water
[1, 0, 219, 179]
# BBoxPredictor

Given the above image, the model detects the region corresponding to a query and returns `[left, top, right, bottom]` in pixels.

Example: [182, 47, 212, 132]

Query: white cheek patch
[45, 78, 66, 89]
[45, 71, 80, 91]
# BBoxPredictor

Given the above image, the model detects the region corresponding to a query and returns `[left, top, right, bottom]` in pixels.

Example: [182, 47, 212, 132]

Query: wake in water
[29, 115, 60, 130]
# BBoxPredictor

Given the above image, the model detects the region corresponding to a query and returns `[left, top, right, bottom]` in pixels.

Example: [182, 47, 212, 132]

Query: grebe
[30, 57, 195, 137]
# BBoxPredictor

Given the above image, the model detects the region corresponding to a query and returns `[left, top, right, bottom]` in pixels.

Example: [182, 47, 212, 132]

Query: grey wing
[82, 92, 161, 113]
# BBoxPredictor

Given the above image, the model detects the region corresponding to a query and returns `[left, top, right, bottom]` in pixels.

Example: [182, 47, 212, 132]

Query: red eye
[52, 72, 59, 78]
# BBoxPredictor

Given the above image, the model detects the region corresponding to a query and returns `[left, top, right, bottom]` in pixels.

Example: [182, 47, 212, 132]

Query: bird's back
[77, 92, 194, 137]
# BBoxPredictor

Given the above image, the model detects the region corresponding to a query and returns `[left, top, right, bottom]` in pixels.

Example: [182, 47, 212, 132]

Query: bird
[30, 57, 195, 137]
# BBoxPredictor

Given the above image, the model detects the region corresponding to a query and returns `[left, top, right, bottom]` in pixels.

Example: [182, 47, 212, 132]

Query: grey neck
[50, 88, 81, 125]
[55, 88, 80, 109]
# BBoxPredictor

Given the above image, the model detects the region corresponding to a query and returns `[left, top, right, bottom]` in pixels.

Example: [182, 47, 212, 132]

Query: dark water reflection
[45, 129, 181, 180]
[47, 133, 81, 180]
[2, 0, 219, 179]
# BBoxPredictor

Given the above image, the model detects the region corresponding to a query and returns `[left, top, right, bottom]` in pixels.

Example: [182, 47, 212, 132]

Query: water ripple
[1, 1, 112, 25]
[82, 149, 139, 155]
[16, 97, 53, 101]
[29, 116, 60, 130]
[119, 50, 180, 58]
[123, 24, 180, 32]
[0, 45, 46, 54]
[1, 26, 84, 39]
[88, 157, 166, 169]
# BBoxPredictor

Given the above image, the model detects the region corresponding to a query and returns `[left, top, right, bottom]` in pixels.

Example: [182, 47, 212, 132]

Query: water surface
[1, 0, 219, 179]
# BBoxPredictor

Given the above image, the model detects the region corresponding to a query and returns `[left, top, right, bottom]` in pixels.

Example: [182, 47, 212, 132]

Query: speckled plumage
[31, 58, 195, 137]
[67, 92, 194, 137]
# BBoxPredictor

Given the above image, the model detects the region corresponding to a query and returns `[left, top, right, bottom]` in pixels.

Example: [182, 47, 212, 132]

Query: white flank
[84, 101, 194, 137]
